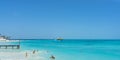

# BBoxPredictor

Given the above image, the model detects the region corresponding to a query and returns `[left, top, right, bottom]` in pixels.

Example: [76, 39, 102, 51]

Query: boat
[0, 34, 19, 42]
[0, 34, 20, 49]
[0, 35, 9, 41]
[56, 37, 63, 41]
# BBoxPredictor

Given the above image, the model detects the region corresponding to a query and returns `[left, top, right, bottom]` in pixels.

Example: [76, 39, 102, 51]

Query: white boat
[0, 35, 19, 42]
[56, 37, 63, 41]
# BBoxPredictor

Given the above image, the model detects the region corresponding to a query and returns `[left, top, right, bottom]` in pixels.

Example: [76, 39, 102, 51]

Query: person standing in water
[25, 52, 28, 58]
[50, 55, 55, 60]
[33, 50, 36, 54]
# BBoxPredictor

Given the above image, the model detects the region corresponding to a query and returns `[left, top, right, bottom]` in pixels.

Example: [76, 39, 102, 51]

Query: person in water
[50, 55, 55, 60]
[25, 52, 28, 58]
[33, 50, 36, 54]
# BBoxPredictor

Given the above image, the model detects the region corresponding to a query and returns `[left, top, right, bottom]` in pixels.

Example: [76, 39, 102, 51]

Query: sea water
[19, 39, 120, 60]
[0, 39, 120, 60]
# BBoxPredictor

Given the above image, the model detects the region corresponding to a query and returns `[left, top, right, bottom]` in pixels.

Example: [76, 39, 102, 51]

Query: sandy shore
[0, 49, 48, 60]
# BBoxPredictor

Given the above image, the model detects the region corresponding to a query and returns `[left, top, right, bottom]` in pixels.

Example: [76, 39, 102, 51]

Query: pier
[0, 45, 20, 49]
[0, 34, 20, 49]
[0, 40, 20, 49]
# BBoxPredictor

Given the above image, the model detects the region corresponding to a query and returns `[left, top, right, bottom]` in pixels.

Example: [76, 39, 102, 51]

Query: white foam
[0, 49, 48, 60]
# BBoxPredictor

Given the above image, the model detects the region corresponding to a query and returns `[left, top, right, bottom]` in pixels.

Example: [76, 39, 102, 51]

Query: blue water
[20, 39, 120, 60]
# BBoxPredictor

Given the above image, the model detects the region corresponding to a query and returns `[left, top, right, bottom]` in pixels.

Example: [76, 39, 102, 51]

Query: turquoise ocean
[0, 39, 120, 60]
[14, 39, 120, 60]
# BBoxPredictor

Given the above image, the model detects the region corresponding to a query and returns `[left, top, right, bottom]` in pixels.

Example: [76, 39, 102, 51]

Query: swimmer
[33, 50, 35, 54]
[50, 55, 55, 60]
[25, 52, 28, 58]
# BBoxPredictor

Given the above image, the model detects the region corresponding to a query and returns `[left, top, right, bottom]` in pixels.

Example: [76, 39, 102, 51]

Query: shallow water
[0, 39, 120, 60]
[19, 39, 120, 60]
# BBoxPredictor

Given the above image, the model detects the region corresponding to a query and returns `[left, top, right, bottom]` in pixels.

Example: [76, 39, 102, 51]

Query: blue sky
[0, 0, 120, 39]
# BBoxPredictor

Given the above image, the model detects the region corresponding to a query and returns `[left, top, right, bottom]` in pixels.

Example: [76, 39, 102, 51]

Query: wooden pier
[0, 40, 20, 49]
[0, 45, 20, 49]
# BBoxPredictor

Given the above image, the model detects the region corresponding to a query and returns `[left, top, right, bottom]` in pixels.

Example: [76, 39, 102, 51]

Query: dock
[0, 35, 20, 49]
[0, 45, 20, 49]
[0, 40, 20, 49]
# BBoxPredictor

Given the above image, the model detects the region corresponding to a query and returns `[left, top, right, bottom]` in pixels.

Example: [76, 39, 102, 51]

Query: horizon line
[10, 38, 120, 40]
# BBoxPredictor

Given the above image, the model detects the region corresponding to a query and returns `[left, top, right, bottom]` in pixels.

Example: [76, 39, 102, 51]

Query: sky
[0, 0, 120, 39]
